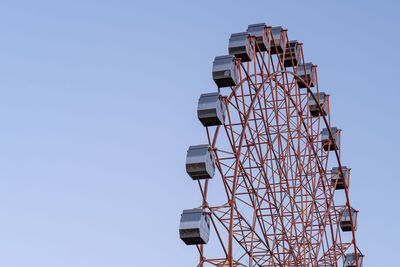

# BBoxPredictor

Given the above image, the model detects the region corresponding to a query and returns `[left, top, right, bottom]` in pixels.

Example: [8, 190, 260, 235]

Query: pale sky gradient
[0, 0, 399, 266]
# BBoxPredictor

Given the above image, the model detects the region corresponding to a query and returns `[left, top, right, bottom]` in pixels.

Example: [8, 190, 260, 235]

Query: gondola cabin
[321, 127, 339, 151]
[247, 23, 268, 52]
[344, 253, 364, 267]
[197, 92, 225, 126]
[340, 207, 357, 232]
[309, 92, 328, 117]
[186, 144, 215, 180]
[283, 40, 299, 67]
[297, 63, 315, 88]
[229, 32, 253, 62]
[212, 55, 239, 87]
[331, 166, 349, 190]
[269, 26, 284, 54]
[179, 209, 210, 245]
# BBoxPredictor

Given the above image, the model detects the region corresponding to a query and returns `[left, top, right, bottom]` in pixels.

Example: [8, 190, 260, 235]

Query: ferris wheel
[179, 23, 364, 267]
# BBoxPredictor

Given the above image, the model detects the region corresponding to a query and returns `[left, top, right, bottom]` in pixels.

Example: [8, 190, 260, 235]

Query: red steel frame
[193, 26, 362, 266]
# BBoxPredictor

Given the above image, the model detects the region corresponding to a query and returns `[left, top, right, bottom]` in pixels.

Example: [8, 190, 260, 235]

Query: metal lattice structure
[180, 23, 363, 267]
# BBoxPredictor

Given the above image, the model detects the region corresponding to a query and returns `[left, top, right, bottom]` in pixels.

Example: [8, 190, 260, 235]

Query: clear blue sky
[0, 0, 398, 266]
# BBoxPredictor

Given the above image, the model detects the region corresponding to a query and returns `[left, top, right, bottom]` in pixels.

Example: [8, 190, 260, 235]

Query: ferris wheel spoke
[212, 204, 280, 265]
[238, 90, 316, 264]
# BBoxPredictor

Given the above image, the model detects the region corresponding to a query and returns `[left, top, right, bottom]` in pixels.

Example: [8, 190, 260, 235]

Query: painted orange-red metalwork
[193, 26, 362, 267]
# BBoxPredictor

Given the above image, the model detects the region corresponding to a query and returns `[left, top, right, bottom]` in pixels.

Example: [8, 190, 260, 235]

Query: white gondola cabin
[269, 26, 284, 54]
[247, 23, 268, 52]
[212, 55, 239, 87]
[344, 253, 364, 267]
[340, 207, 357, 232]
[309, 92, 328, 117]
[331, 166, 349, 190]
[186, 144, 215, 180]
[283, 40, 299, 67]
[229, 32, 253, 62]
[197, 92, 225, 126]
[321, 127, 339, 151]
[297, 63, 315, 88]
[179, 209, 210, 245]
